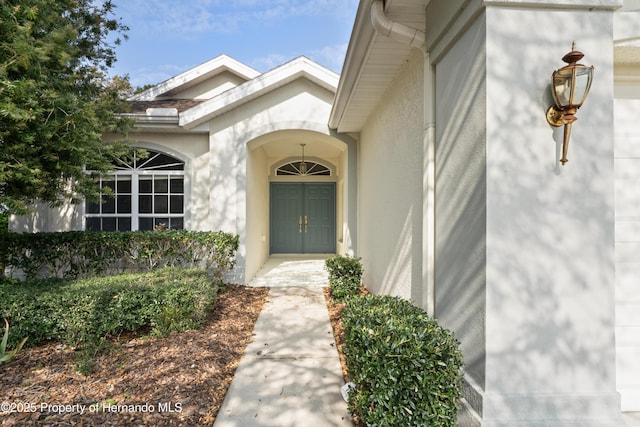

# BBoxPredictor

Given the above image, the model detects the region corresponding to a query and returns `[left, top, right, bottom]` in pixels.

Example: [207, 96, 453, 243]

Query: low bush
[0, 268, 219, 349]
[342, 295, 463, 426]
[1, 230, 238, 281]
[329, 276, 361, 302]
[325, 255, 363, 302]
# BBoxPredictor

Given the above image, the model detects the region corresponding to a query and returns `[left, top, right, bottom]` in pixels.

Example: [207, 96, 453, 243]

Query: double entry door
[270, 182, 336, 254]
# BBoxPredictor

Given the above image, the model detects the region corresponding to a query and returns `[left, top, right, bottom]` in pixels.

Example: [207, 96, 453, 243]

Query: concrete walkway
[214, 256, 353, 427]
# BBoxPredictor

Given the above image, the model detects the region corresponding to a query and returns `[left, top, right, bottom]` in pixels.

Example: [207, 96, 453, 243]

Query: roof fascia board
[329, 0, 378, 130]
[131, 54, 261, 101]
[483, 0, 621, 8]
[179, 57, 338, 130]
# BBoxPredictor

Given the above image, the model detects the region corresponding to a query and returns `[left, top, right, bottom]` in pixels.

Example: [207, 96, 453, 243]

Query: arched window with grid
[275, 160, 331, 176]
[85, 150, 185, 231]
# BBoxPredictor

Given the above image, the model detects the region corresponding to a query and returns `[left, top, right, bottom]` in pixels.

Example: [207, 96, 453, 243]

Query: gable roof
[126, 55, 339, 131]
[130, 54, 261, 102]
[179, 56, 339, 130]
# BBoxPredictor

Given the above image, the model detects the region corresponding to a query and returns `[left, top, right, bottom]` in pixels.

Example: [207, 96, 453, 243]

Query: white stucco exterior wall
[485, 4, 618, 391]
[172, 71, 248, 100]
[129, 134, 210, 231]
[434, 13, 487, 394]
[208, 80, 343, 283]
[615, 98, 640, 411]
[245, 144, 270, 283]
[358, 49, 424, 303]
[427, 2, 622, 424]
[483, 5, 619, 425]
[10, 133, 210, 233]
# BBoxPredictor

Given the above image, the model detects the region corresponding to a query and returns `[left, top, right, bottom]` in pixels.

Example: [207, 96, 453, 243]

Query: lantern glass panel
[553, 68, 574, 107]
[572, 66, 593, 107]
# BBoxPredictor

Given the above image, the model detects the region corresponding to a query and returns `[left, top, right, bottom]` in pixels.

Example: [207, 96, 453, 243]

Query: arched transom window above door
[86, 150, 185, 231]
[276, 160, 331, 176]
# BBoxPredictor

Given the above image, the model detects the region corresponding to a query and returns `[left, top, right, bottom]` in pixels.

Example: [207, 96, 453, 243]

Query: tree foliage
[0, 0, 134, 214]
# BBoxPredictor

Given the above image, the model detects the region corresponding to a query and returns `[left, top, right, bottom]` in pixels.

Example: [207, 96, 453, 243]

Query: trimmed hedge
[1, 230, 238, 280]
[0, 268, 219, 348]
[325, 254, 363, 302]
[342, 295, 463, 426]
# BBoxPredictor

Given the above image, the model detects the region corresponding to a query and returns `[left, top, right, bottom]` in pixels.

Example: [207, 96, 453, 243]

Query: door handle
[304, 215, 308, 233]
[299, 216, 302, 233]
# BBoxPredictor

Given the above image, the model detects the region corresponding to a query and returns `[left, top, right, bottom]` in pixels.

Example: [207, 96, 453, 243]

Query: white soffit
[330, 0, 427, 133]
[179, 56, 339, 130]
[131, 54, 261, 101]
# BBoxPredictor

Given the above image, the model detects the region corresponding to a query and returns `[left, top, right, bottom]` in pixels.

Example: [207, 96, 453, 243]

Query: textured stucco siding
[434, 15, 487, 389]
[484, 6, 617, 396]
[245, 144, 269, 284]
[129, 134, 210, 231]
[10, 133, 209, 232]
[208, 80, 340, 283]
[615, 98, 640, 411]
[358, 49, 424, 302]
[436, 6, 621, 423]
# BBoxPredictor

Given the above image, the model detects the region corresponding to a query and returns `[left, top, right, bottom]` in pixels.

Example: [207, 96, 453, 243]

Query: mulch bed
[323, 288, 350, 383]
[0, 285, 268, 426]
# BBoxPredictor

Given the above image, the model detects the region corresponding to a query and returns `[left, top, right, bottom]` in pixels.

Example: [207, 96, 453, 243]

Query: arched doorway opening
[245, 129, 352, 279]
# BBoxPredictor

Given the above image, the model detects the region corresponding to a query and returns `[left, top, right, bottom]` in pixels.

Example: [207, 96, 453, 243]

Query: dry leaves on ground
[0, 285, 268, 427]
[323, 288, 349, 382]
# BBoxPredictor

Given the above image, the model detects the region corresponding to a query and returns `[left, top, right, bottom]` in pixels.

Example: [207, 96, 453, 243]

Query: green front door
[270, 183, 336, 254]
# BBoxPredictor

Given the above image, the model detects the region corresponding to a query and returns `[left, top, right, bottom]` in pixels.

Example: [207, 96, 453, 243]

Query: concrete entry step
[248, 255, 332, 288]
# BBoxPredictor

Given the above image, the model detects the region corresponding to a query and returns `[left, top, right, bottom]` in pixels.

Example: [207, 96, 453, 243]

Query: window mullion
[132, 172, 140, 231]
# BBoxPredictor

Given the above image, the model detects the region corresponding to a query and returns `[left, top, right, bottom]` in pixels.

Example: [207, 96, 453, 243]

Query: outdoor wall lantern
[545, 41, 594, 165]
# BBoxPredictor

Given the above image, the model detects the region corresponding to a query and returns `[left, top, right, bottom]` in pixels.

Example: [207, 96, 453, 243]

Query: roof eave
[329, 1, 377, 133]
[179, 57, 339, 130]
[329, 0, 426, 134]
[130, 54, 261, 102]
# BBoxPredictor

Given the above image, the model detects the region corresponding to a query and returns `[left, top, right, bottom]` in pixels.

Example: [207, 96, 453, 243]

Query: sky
[107, 0, 360, 88]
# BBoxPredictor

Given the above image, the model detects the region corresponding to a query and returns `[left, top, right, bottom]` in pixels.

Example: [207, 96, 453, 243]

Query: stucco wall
[130, 134, 210, 231]
[358, 49, 424, 302]
[245, 144, 269, 283]
[433, 6, 621, 422]
[171, 70, 248, 100]
[615, 98, 640, 411]
[10, 133, 209, 232]
[208, 79, 340, 283]
[434, 15, 487, 389]
[484, 6, 618, 397]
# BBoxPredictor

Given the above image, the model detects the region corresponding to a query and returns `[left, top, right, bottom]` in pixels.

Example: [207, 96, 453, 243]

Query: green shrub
[1, 230, 238, 281]
[325, 254, 363, 280]
[329, 276, 361, 302]
[325, 255, 362, 301]
[0, 268, 219, 348]
[342, 295, 463, 426]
